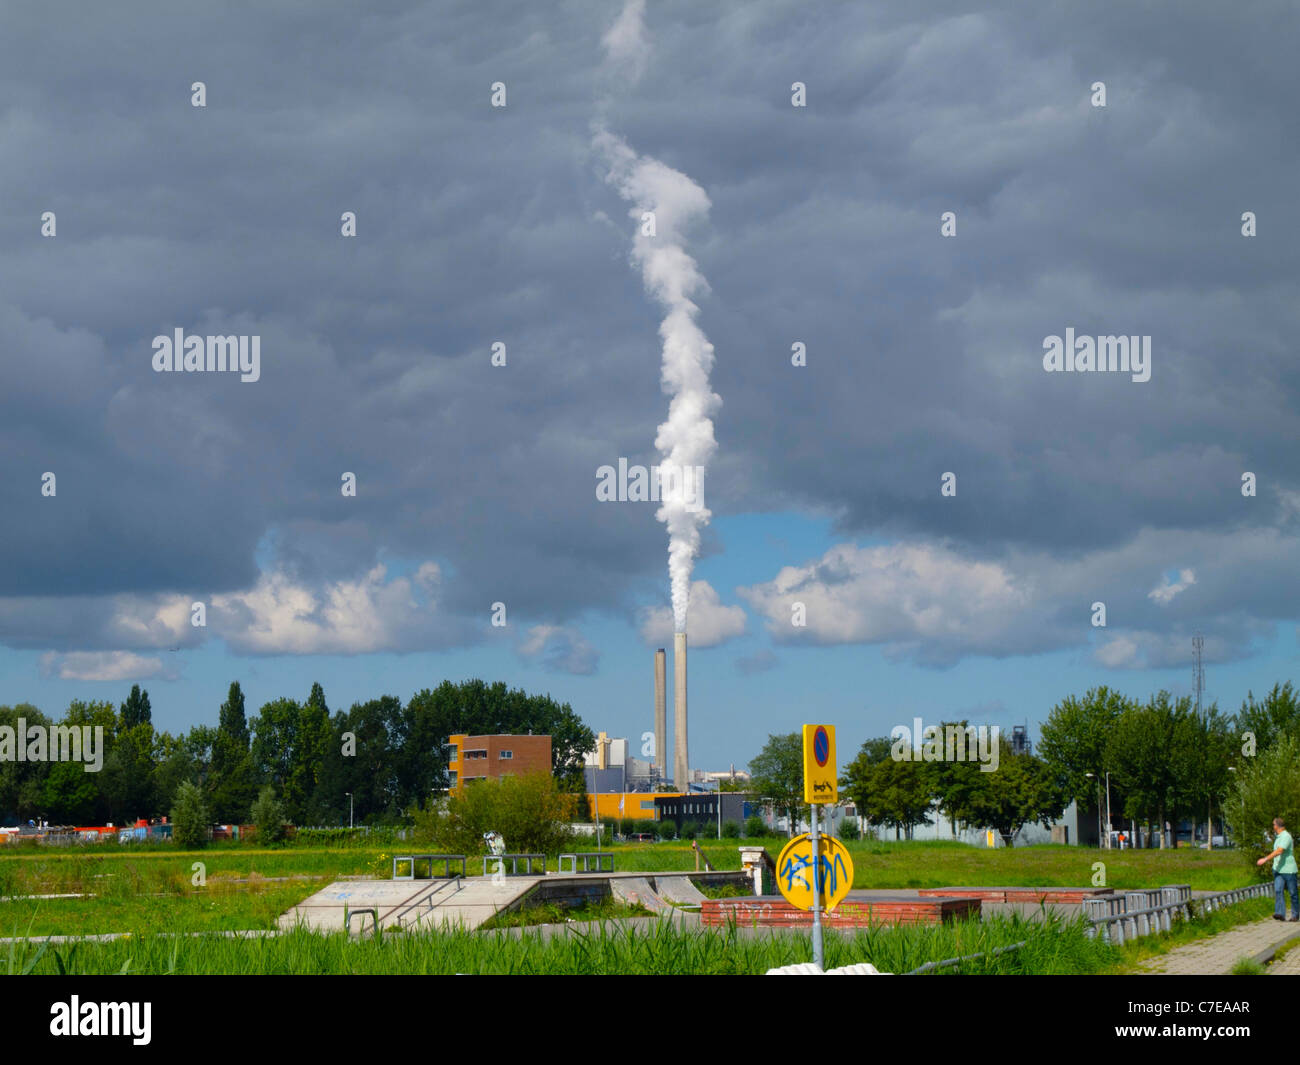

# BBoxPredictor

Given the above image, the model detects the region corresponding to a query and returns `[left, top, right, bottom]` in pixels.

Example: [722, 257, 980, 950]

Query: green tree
[101, 721, 158, 823]
[865, 754, 934, 840]
[1106, 692, 1189, 847]
[923, 721, 987, 838]
[397, 681, 595, 810]
[1223, 730, 1300, 878]
[840, 736, 895, 832]
[964, 741, 1067, 847]
[1170, 703, 1235, 846]
[119, 684, 152, 729]
[412, 771, 577, 855]
[1236, 682, 1300, 755]
[41, 760, 100, 824]
[211, 681, 257, 821]
[171, 780, 210, 848]
[747, 733, 804, 837]
[0, 704, 53, 822]
[1038, 686, 1132, 808]
[250, 785, 288, 844]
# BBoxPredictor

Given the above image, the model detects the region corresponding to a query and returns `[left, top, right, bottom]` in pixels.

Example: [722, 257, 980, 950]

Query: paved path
[1138, 918, 1300, 974]
[1267, 941, 1300, 974]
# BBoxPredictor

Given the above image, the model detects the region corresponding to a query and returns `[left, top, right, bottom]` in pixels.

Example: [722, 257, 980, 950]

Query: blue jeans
[1275, 871, 1298, 917]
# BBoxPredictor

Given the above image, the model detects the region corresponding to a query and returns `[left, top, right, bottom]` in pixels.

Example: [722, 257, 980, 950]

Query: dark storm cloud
[0, 1, 1296, 661]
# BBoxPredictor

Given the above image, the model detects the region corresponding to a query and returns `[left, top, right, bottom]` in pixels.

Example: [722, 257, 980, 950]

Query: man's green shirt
[1274, 830, 1297, 874]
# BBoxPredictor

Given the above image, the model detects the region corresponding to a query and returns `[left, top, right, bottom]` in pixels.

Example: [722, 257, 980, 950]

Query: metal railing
[392, 876, 465, 928]
[557, 852, 614, 874]
[482, 853, 546, 876]
[392, 854, 467, 880]
[344, 906, 380, 937]
[906, 941, 1027, 975]
[1085, 882, 1268, 945]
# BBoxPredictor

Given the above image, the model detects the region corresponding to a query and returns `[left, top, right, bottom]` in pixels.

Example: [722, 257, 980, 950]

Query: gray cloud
[0, 1, 1295, 671]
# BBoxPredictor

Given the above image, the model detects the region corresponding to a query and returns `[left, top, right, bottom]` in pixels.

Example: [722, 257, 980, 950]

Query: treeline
[0, 679, 595, 827]
[835, 682, 1299, 846]
[840, 732, 1065, 845]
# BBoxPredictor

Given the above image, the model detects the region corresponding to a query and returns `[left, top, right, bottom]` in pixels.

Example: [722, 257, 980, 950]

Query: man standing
[1256, 817, 1298, 921]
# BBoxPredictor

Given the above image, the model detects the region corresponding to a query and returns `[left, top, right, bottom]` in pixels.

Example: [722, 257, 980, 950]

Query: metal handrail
[906, 941, 1028, 975]
[392, 876, 464, 928]
[1086, 882, 1270, 944]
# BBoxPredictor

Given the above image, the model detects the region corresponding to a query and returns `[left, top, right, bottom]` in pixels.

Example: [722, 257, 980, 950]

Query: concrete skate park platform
[278, 870, 749, 934]
[702, 892, 981, 929]
[918, 886, 1113, 904]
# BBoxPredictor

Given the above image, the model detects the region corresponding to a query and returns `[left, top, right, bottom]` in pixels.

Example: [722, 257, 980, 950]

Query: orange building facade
[447, 733, 552, 794]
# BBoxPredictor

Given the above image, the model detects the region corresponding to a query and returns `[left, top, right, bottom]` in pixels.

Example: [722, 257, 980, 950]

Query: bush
[837, 819, 861, 841]
[655, 819, 677, 841]
[681, 822, 700, 840]
[250, 785, 288, 845]
[411, 771, 577, 856]
[744, 815, 769, 838]
[721, 820, 741, 838]
[1224, 730, 1300, 877]
[171, 781, 209, 849]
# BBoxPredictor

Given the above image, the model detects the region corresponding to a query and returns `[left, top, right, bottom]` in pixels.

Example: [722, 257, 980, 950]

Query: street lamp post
[1086, 773, 1102, 849]
[345, 792, 353, 830]
[1105, 771, 1112, 850]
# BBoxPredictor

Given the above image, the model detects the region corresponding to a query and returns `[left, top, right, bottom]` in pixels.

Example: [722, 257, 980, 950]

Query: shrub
[721, 820, 741, 838]
[250, 785, 288, 845]
[1224, 730, 1300, 877]
[171, 781, 209, 849]
[411, 771, 577, 856]
[744, 815, 769, 838]
[837, 819, 861, 841]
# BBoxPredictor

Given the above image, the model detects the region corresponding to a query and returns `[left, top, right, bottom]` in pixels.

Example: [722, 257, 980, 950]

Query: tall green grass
[4, 912, 1119, 975]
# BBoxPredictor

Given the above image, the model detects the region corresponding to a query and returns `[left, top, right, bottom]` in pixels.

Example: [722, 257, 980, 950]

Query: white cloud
[208, 562, 444, 655]
[39, 650, 165, 682]
[1148, 568, 1196, 604]
[738, 542, 1031, 656]
[639, 580, 747, 648]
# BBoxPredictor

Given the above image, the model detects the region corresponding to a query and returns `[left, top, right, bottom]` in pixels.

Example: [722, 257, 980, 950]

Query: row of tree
[746, 682, 1300, 847]
[748, 730, 1065, 845]
[0, 679, 595, 827]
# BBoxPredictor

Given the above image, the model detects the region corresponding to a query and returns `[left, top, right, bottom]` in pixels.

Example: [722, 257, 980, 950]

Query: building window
[499, 750, 513, 759]
[447, 745, 458, 761]
[640, 800, 655, 811]
[448, 771, 458, 785]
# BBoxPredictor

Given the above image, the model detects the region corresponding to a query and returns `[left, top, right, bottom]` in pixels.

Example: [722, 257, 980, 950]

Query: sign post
[801, 724, 837, 970]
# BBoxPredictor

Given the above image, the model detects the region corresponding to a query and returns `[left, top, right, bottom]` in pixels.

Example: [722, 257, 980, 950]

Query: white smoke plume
[594, 1, 720, 634]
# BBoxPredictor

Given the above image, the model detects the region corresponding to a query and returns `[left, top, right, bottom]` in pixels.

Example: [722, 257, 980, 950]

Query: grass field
[0, 837, 1264, 967]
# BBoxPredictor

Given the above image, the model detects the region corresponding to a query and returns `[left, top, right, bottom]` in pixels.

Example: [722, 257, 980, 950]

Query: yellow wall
[589, 791, 679, 821]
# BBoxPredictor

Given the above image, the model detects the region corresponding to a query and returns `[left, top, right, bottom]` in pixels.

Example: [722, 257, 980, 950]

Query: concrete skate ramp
[654, 875, 707, 905]
[279, 876, 538, 934]
[610, 876, 670, 914]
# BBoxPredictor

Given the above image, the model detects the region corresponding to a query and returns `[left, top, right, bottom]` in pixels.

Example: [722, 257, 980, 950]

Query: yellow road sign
[802, 723, 837, 804]
[775, 833, 854, 912]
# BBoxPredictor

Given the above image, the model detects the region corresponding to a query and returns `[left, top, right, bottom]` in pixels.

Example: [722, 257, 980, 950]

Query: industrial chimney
[654, 648, 666, 788]
[673, 632, 688, 791]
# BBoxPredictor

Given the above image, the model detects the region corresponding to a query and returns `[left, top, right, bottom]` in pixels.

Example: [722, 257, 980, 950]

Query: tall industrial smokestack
[673, 631, 688, 791]
[654, 648, 666, 787]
